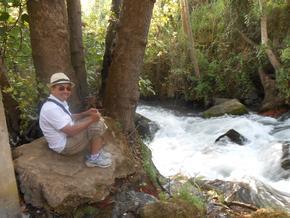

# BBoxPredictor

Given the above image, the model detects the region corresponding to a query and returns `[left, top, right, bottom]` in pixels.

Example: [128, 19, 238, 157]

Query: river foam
[137, 104, 290, 206]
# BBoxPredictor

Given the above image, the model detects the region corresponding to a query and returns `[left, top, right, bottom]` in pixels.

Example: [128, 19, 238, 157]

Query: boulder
[202, 179, 290, 211]
[13, 120, 137, 214]
[112, 190, 157, 217]
[281, 142, 290, 170]
[140, 199, 205, 218]
[213, 98, 232, 105]
[202, 99, 248, 118]
[278, 111, 290, 121]
[135, 113, 159, 141]
[215, 129, 248, 145]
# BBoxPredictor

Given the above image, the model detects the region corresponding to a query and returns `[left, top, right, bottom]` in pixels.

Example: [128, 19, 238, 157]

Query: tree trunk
[104, 0, 155, 134]
[67, 0, 88, 100]
[100, 0, 122, 99]
[0, 55, 21, 145]
[259, 0, 281, 72]
[0, 92, 20, 217]
[258, 67, 284, 111]
[258, 0, 284, 109]
[180, 0, 200, 78]
[27, 0, 81, 111]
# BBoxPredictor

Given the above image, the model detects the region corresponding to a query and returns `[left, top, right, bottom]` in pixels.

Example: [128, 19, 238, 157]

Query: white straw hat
[47, 72, 75, 88]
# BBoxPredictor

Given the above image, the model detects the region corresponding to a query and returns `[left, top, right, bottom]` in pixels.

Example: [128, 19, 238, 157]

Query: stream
[137, 103, 290, 210]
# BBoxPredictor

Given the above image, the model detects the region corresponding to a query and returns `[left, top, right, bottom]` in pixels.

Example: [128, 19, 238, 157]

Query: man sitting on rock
[39, 72, 112, 168]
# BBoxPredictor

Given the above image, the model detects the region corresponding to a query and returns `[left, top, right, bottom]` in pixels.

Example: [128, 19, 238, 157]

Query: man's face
[51, 83, 72, 101]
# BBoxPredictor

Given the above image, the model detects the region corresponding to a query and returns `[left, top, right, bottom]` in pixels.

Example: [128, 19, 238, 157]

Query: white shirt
[39, 94, 73, 152]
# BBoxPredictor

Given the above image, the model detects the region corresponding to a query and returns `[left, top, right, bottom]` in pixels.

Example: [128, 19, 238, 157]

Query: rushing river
[137, 103, 290, 209]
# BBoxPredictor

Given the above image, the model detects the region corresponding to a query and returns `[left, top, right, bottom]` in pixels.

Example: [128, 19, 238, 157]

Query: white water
[137, 104, 290, 206]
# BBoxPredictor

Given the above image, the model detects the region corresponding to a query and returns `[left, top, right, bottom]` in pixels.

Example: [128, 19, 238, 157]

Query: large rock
[135, 113, 159, 141]
[13, 119, 137, 214]
[281, 142, 290, 170]
[202, 99, 248, 118]
[215, 129, 248, 145]
[202, 179, 290, 211]
[140, 199, 205, 218]
[112, 190, 157, 217]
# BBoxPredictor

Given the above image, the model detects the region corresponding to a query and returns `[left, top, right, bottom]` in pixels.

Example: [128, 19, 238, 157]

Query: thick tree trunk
[67, 0, 88, 100]
[260, 13, 281, 71]
[258, 0, 284, 109]
[104, 0, 155, 134]
[0, 92, 20, 217]
[258, 68, 284, 111]
[180, 0, 200, 78]
[27, 0, 81, 111]
[100, 0, 122, 99]
[0, 55, 21, 145]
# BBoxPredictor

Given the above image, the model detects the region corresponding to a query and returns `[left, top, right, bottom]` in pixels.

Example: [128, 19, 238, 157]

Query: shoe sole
[85, 161, 112, 168]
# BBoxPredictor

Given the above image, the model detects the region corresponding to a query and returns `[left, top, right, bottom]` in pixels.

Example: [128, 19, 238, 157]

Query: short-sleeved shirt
[39, 94, 73, 152]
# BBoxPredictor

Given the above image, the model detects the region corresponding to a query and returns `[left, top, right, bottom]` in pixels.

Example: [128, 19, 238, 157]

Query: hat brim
[47, 81, 75, 88]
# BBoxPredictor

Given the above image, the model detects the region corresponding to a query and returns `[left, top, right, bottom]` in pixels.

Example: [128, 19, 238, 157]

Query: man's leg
[86, 135, 111, 168]
[90, 136, 104, 154]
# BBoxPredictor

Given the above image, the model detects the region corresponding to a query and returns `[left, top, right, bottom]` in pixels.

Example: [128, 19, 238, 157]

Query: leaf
[0, 11, 10, 21]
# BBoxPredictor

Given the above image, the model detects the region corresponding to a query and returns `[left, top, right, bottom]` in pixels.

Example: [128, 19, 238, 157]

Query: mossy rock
[203, 99, 248, 118]
[249, 208, 290, 218]
[140, 198, 205, 218]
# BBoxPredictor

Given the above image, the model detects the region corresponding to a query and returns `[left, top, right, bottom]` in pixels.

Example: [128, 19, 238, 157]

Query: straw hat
[47, 72, 75, 88]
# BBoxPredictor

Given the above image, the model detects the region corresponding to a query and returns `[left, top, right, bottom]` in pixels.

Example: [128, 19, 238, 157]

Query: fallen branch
[225, 200, 258, 211]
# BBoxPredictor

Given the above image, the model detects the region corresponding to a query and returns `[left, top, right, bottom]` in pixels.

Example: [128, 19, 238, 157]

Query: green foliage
[276, 68, 290, 101]
[143, 0, 290, 103]
[3, 72, 40, 131]
[0, 0, 36, 131]
[73, 206, 98, 218]
[82, 0, 111, 94]
[173, 183, 205, 213]
[138, 76, 156, 97]
[140, 140, 158, 185]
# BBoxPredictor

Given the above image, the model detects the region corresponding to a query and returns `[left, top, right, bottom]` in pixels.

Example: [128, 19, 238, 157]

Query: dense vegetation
[143, 0, 290, 104]
[0, 0, 289, 132]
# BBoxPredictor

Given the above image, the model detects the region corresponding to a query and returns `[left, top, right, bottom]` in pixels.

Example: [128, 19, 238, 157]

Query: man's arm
[61, 112, 100, 136]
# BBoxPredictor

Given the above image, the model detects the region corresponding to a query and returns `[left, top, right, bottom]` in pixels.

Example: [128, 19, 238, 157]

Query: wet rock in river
[215, 129, 248, 145]
[202, 99, 248, 118]
[281, 142, 290, 170]
[135, 113, 159, 141]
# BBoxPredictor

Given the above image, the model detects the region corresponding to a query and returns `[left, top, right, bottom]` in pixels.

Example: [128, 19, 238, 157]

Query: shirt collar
[48, 94, 68, 107]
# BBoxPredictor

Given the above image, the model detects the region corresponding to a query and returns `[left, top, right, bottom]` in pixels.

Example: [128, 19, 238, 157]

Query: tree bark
[258, 0, 285, 109]
[0, 55, 21, 145]
[0, 91, 20, 217]
[27, 0, 81, 111]
[104, 0, 155, 134]
[258, 67, 284, 111]
[100, 0, 122, 99]
[259, 0, 281, 72]
[67, 0, 88, 100]
[180, 0, 200, 78]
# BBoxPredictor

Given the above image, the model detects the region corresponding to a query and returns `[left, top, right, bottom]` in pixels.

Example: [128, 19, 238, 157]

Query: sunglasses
[57, 85, 72, 91]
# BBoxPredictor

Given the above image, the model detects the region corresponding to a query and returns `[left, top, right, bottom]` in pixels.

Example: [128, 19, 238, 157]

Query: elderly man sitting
[39, 72, 112, 168]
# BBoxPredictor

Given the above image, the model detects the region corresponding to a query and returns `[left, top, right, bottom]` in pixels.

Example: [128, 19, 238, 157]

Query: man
[39, 72, 112, 168]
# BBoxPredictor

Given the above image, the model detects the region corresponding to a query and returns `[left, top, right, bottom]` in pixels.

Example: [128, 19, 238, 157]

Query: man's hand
[61, 111, 101, 136]
[90, 110, 101, 122]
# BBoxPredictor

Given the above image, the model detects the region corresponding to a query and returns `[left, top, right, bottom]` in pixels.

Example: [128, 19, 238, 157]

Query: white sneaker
[100, 148, 112, 158]
[85, 149, 112, 160]
[85, 154, 112, 168]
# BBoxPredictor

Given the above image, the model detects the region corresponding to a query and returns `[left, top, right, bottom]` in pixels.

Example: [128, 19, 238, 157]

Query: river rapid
[137, 103, 290, 209]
